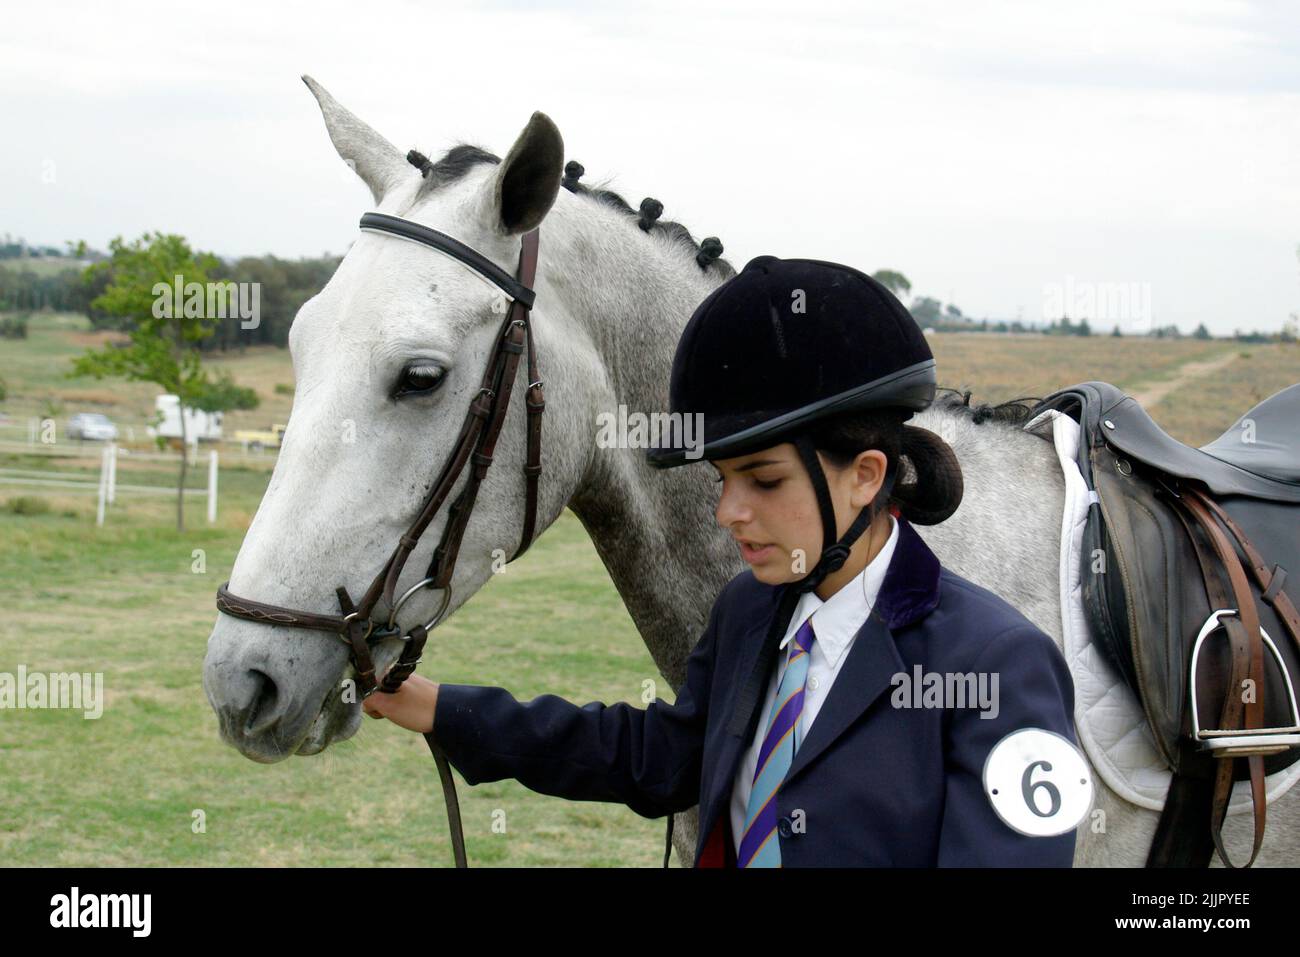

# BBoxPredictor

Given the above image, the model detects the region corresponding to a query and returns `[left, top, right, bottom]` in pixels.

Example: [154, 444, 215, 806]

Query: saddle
[1034, 381, 1300, 867]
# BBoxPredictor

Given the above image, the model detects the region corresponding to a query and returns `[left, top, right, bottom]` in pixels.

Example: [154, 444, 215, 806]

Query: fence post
[96, 446, 108, 527]
[28, 417, 36, 447]
[207, 450, 218, 524]
[107, 442, 118, 504]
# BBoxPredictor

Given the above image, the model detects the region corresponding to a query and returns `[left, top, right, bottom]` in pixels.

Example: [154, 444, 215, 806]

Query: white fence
[0, 443, 219, 526]
[0, 417, 275, 466]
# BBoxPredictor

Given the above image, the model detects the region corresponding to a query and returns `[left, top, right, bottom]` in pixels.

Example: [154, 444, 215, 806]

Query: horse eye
[394, 364, 445, 398]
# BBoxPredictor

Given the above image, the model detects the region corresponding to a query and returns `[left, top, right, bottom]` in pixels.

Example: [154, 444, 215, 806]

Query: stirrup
[1189, 609, 1300, 755]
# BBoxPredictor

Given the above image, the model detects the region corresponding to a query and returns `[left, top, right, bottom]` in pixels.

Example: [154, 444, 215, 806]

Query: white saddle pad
[1024, 409, 1300, 813]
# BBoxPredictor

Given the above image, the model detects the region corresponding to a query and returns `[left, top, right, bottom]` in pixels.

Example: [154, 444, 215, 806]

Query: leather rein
[215, 211, 544, 868]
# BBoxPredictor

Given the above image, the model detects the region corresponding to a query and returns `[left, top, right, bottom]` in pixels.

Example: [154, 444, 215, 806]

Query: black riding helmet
[647, 254, 964, 593]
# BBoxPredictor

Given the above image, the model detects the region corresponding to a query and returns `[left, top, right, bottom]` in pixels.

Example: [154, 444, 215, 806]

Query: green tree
[1193, 322, 1211, 340]
[910, 296, 942, 326]
[71, 232, 259, 530]
[871, 269, 912, 301]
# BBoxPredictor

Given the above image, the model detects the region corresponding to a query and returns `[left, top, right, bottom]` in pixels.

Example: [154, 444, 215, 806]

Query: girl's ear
[852, 450, 889, 507]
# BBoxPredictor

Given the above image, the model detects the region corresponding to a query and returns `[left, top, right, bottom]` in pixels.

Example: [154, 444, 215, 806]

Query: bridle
[215, 210, 544, 868]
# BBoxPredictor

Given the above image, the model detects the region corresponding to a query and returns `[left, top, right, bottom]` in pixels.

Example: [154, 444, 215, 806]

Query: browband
[359, 211, 537, 307]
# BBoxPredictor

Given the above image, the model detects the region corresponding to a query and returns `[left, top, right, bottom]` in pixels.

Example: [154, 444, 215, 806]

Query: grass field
[927, 333, 1298, 445]
[0, 259, 87, 279]
[0, 311, 297, 437]
[1, 309, 1296, 866]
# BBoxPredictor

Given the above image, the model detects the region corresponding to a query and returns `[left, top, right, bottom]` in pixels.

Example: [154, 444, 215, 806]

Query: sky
[3, 0, 1299, 335]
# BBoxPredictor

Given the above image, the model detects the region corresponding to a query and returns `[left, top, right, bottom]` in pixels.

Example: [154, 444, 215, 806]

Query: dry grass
[927, 333, 1235, 404]
[1146, 342, 1300, 446]
[922, 332, 1298, 444]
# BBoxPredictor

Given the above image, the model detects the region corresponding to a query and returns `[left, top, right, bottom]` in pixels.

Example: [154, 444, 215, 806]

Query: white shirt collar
[780, 514, 900, 668]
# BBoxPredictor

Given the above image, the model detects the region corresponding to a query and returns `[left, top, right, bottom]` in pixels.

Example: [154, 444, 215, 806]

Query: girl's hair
[803, 408, 963, 525]
[804, 408, 907, 472]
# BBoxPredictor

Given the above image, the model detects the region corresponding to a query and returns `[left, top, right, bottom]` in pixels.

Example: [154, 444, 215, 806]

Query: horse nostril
[243, 669, 283, 738]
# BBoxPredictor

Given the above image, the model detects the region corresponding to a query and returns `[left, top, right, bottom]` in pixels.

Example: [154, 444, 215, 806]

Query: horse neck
[906, 403, 1066, 641]
[542, 197, 744, 684]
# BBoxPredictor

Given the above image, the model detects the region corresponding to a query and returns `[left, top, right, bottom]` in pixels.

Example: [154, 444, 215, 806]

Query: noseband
[215, 211, 544, 868]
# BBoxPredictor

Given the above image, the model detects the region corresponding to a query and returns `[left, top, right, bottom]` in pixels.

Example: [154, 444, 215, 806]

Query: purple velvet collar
[871, 515, 942, 630]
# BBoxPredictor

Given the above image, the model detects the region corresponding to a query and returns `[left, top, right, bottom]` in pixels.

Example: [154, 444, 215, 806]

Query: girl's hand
[362, 673, 439, 734]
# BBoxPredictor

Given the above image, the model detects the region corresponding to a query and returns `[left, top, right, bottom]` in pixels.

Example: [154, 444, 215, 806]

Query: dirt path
[1129, 350, 1239, 407]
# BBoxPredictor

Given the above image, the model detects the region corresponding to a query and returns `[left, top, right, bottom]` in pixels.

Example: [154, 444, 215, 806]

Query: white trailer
[147, 394, 224, 443]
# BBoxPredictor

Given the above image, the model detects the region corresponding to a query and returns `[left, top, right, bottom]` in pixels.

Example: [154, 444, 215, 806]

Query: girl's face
[711, 442, 887, 586]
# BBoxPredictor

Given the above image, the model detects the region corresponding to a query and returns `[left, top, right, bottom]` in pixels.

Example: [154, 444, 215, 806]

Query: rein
[216, 212, 545, 868]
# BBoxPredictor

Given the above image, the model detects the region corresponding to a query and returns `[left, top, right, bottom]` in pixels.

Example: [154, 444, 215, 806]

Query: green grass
[0, 309, 296, 435]
[1, 309, 1294, 867]
[0, 259, 85, 279]
[0, 487, 670, 866]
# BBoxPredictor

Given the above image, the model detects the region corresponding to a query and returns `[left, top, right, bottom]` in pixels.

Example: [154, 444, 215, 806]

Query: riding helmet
[646, 254, 963, 592]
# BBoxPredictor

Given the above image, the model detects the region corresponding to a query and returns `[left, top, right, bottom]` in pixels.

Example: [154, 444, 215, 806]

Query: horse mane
[932, 388, 1042, 426]
[411, 143, 735, 278]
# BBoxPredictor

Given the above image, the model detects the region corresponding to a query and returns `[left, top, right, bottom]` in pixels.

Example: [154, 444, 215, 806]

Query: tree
[1283, 314, 1298, 343]
[910, 296, 942, 326]
[1193, 323, 1211, 340]
[871, 269, 911, 301]
[71, 232, 259, 531]
[1111, 325, 1122, 337]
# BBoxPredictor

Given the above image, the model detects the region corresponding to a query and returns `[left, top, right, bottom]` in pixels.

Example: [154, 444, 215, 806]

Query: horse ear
[483, 112, 564, 235]
[302, 75, 409, 204]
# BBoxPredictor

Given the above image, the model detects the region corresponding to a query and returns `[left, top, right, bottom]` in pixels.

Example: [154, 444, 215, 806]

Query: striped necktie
[737, 615, 815, 868]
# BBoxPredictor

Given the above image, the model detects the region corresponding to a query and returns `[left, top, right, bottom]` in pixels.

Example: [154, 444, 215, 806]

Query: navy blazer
[429, 517, 1079, 866]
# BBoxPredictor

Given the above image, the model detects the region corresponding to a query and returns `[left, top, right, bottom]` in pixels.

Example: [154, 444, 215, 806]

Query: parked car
[67, 412, 119, 441]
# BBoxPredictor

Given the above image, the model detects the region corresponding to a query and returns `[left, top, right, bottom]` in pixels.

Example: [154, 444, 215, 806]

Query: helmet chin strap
[792, 434, 897, 594]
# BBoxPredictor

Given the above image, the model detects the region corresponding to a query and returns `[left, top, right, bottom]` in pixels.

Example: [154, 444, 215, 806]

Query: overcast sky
[4, 0, 1299, 334]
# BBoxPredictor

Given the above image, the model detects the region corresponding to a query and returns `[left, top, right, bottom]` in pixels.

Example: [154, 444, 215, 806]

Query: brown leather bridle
[215, 211, 544, 867]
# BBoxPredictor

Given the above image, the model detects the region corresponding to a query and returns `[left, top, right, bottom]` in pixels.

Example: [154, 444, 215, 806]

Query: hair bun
[891, 426, 963, 525]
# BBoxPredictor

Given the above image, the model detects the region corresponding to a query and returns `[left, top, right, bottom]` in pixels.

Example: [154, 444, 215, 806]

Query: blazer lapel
[693, 518, 943, 860]
[695, 579, 792, 859]
[782, 613, 905, 782]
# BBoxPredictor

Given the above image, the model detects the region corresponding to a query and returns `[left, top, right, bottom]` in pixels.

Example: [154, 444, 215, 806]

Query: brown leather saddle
[1035, 381, 1300, 867]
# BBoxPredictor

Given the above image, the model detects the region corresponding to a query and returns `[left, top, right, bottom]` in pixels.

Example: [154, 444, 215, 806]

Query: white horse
[202, 77, 1300, 866]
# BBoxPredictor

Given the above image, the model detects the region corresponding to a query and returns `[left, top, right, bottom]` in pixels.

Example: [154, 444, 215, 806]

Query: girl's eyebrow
[734, 459, 783, 472]
[711, 458, 784, 478]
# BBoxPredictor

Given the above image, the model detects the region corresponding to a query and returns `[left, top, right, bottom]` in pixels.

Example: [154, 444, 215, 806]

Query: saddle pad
[1024, 409, 1300, 813]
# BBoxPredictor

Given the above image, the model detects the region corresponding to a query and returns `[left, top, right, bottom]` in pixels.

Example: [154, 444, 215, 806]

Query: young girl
[364, 254, 1079, 867]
